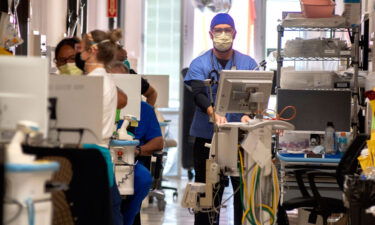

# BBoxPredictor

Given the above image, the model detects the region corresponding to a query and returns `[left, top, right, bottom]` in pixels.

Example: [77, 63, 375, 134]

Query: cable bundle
[239, 151, 280, 225]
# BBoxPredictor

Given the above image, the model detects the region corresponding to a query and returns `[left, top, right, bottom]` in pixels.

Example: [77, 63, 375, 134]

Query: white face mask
[213, 32, 233, 52]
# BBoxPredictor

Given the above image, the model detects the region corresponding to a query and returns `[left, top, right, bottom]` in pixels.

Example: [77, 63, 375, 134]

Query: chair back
[181, 67, 195, 169]
[336, 134, 369, 190]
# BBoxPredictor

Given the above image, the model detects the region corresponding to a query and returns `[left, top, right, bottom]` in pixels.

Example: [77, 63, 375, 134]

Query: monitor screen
[216, 70, 274, 115]
[142, 75, 169, 108]
[49, 75, 104, 144]
[277, 89, 351, 132]
[111, 74, 141, 120]
[0, 56, 48, 140]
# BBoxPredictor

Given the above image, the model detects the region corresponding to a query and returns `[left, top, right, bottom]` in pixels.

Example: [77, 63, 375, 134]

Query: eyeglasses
[54, 55, 76, 65]
[212, 27, 234, 35]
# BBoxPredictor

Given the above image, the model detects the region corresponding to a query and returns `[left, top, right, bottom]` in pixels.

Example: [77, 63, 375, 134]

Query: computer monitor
[0, 56, 49, 140]
[142, 75, 169, 108]
[111, 74, 141, 120]
[49, 75, 104, 144]
[216, 70, 274, 116]
[277, 89, 351, 132]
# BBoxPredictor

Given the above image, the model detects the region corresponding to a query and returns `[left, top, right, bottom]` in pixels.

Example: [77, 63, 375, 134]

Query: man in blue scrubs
[184, 13, 258, 225]
[134, 101, 164, 168]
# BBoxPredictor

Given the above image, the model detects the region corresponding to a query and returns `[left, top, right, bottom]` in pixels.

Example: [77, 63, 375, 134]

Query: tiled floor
[140, 177, 235, 225]
[141, 177, 348, 225]
[139, 176, 298, 225]
[141, 177, 304, 225]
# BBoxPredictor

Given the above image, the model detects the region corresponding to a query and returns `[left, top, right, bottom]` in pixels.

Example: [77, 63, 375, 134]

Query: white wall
[45, 0, 67, 46]
[181, 0, 195, 69]
[253, 0, 267, 63]
[29, 0, 67, 48]
[87, 0, 109, 32]
[124, 0, 143, 72]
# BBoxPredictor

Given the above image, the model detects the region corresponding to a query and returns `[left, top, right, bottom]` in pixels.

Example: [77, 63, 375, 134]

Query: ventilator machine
[111, 115, 139, 195]
[182, 71, 295, 225]
[4, 121, 59, 225]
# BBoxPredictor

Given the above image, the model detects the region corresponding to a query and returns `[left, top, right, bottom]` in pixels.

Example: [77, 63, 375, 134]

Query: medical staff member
[184, 13, 257, 225]
[115, 46, 158, 106]
[54, 37, 83, 75]
[79, 29, 152, 225]
[133, 101, 164, 166]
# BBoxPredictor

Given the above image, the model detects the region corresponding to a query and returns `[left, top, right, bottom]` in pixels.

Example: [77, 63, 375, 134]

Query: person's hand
[214, 113, 227, 125]
[241, 115, 251, 123]
[207, 106, 227, 124]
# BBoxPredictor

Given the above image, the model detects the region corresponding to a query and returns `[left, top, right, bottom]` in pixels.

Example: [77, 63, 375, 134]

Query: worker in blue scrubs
[134, 101, 163, 168]
[184, 13, 258, 225]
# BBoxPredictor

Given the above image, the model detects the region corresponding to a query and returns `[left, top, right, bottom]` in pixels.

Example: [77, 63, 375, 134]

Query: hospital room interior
[1, 0, 375, 224]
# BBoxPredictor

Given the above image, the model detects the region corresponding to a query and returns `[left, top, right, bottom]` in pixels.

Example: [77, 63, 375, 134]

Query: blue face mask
[123, 60, 131, 69]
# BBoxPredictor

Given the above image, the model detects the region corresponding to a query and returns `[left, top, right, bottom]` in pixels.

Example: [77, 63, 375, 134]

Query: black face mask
[75, 53, 85, 71]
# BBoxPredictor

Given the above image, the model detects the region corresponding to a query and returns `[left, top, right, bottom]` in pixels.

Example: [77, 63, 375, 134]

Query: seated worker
[54, 37, 83, 75]
[108, 63, 163, 225]
[133, 101, 164, 167]
[78, 29, 152, 225]
[55, 37, 127, 109]
[115, 46, 158, 106]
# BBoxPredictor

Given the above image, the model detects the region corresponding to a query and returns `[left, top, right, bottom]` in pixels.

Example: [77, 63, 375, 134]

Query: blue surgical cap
[210, 13, 235, 30]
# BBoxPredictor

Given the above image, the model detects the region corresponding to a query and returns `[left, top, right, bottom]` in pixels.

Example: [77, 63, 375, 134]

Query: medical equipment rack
[275, 23, 361, 207]
[276, 24, 361, 135]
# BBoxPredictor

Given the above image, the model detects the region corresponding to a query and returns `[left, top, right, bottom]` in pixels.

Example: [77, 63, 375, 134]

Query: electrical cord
[276, 105, 297, 121]
[196, 120, 286, 224]
[194, 149, 255, 225]
[115, 161, 137, 186]
[243, 164, 259, 224]
[201, 151, 255, 213]
[239, 151, 255, 224]
[261, 105, 297, 121]
[212, 183, 221, 214]
[189, 144, 280, 224]
[197, 151, 255, 215]
[195, 119, 287, 223]
[4, 197, 52, 225]
[253, 165, 279, 224]
[239, 150, 280, 225]
[3, 198, 23, 224]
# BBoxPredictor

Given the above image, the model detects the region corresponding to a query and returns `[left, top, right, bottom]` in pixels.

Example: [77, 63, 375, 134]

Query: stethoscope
[206, 49, 236, 108]
[208, 49, 236, 83]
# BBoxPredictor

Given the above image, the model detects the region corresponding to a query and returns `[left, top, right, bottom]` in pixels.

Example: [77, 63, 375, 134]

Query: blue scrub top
[135, 101, 162, 146]
[184, 49, 258, 139]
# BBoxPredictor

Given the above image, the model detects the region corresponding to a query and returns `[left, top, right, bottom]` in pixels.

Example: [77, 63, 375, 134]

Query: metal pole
[208, 82, 218, 159]
[352, 26, 360, 136]
[275, 25, 284, 152]
[276, 25, 284, 89]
